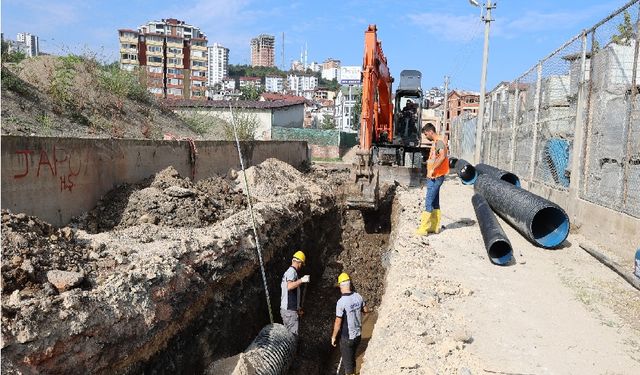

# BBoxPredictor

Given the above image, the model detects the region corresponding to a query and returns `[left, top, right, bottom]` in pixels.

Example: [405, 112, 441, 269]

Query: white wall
[273, 105, 304, 128]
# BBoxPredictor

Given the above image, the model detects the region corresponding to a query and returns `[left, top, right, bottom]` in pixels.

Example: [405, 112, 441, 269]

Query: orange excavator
[347, 25, 427, 209]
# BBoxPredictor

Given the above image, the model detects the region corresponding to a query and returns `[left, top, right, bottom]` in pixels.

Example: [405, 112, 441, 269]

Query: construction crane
[347, 25, 427, 210]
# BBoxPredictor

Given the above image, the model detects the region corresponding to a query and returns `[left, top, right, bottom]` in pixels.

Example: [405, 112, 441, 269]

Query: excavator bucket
[346, 153, 380, 210]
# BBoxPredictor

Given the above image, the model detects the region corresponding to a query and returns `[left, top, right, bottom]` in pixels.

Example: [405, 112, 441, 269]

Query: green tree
[1, 40, 27, 63]
[320, 114, 335, 130]
[351, 95, 362, 132]
[611, 10, 635, 46]
[240, 85, 265, 100]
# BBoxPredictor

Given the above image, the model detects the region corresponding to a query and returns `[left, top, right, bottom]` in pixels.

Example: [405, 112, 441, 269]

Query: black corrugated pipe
[472, 193, 513, 265]
[476, 163, 521, 187]
[455, 159, 477, 185]
[474, 174, 570, 249]
[242, 323, 297, 374]
[449, 157, 459, 169]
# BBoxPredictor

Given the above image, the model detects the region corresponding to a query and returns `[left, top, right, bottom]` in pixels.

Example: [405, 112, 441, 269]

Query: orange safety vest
[428, 135, 450, 178]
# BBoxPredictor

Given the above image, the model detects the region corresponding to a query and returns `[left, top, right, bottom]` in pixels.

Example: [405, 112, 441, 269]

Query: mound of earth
[74, 166, 247, 233]
[1, 56, 197, 139]
[1, 210, 96, 299]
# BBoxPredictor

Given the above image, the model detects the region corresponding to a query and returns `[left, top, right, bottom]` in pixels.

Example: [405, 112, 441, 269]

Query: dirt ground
[361, 176, 640, 374]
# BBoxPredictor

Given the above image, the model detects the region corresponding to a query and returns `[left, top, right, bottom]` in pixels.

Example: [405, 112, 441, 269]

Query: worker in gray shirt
[331, 272, 370, 375]
[280, 250, 310, 335]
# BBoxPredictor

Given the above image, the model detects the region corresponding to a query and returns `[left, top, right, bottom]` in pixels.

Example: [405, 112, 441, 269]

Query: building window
[191, 50, 206, 58]
[167, 58, 183, 65]
[167, 88, 183, 96]
[147, 45, 162, 53]
[148, 87, 163, 94]
[120, 64, 135, 71]
[192, 60, 206, 67]
[121, 43, 137, 50]
[148, 66, 162, 73]
[167, 68, 182, 75]
[168, 78, 183, 85]
[192, 70, 206, 77]
[148, 56, 162, 63]
[121, 53, 137, 61]
[192, 91, 203, 97]
[167, 47, 182, 54]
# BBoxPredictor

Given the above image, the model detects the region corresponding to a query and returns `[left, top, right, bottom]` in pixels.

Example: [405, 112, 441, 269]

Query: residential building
[207, 43, 229, 87]
[321, 67, 339, 81]
[288, 74, 318, 99]
[118, 18, 208, 100]
[239, 76, 262, 90]
[16, 32, 39, 57]
[251, 34, 275, 67]
[265, 76, 285, 93]
[445, 90, 479, 136]
[291, 60, 304, 72]
[322, 58, 340, 70]
[314, 88, 337, 101]
[425, 87, 445, 108]
[308, 62, 322, 73]
[334, 86, 361, 132]
[222, 77, 237, 91]
[167, 99, 305, 140]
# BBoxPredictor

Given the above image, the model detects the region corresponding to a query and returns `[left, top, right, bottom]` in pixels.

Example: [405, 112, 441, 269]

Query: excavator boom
[346, 24, 394, 210]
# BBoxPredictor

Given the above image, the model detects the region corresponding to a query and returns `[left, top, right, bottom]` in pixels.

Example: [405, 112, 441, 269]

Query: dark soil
[73, 166, 247, 233]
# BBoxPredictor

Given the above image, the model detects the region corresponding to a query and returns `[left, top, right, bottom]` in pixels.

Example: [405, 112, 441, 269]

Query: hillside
[1, 55, 198, 139]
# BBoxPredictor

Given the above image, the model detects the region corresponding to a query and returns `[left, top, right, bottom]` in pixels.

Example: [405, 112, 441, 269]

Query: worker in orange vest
[416, 123, 449, 235]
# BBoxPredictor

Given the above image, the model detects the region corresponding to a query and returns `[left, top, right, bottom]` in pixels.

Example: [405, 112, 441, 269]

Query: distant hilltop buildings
[3, 32, 40, 57]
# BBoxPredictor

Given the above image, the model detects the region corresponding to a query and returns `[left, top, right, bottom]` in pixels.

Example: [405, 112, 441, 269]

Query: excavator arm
[347, 24, 394, 210]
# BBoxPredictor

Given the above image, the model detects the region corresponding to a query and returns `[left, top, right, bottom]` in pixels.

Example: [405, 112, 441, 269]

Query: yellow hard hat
[293, 250, 306, 264]
[337, 272, 350, 284]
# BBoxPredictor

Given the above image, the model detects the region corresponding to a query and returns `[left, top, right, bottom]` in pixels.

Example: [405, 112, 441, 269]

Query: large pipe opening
[531, 206, 570, 248]
[488, 240, 513, 265]
[501, 173, 521, 187]
[457, 161, 477, 185]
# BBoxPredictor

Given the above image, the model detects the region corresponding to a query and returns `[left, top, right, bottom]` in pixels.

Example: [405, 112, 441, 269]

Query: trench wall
[0, 136, 309, 226]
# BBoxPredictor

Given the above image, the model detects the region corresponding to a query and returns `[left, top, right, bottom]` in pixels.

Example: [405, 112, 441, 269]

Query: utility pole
[441, 75, 449, 135]
[473, 1, 495, 164]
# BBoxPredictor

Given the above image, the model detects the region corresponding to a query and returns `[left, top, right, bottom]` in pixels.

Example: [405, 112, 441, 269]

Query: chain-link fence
[450, 112, 478, 163]
[453, 0, 640, 218]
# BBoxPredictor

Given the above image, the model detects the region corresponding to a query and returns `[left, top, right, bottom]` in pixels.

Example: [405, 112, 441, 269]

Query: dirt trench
[1, 161, 396, 374]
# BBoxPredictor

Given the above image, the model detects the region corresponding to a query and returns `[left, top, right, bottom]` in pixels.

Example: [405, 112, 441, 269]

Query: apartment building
[16, 32, 39, 57]
[265, 76, 285, 93]
[288, 74, 318, 99]
[118, 18, 208, 100]
[239, 76, 262, 90]
[445, 90, 479, 135]
[250, 34, 275, 67]
[207, 43, 229, 87]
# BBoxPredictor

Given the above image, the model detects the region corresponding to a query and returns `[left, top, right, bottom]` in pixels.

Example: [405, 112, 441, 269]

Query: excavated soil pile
[75, 166, 247, 233]
[1, 158, 342, 375]
[1, 211, 95, 300]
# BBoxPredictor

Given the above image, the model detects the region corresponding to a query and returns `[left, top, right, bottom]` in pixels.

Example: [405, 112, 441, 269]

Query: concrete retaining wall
[1, 136, 309, 226]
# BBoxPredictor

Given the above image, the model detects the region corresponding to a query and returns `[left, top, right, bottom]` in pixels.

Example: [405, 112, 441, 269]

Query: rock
[11, 233, 29, 248]
[15, 213, 27, 220]
[164, 186, 195, 198]
[89, 251, 100, 260]
[49, 234, 58, 241]
[20, 259, 35, 275]
[60, 227, 74, 240]
[227, 168, 238, 180]
[10, 255, 23, 267]
[43, 282, 58, 296]
[453, 329, 473, 343]
[46, 270, 84, 292]
[8, 290, 21, 307]
[138, 214, 159, 225]
[459, 367, 473, 375]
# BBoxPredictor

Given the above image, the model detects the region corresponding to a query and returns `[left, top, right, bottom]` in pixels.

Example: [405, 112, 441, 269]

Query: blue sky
[1, 0, 633, 91]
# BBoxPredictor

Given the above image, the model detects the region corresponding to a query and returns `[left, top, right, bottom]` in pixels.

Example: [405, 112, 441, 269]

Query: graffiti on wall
[13, 146, 87, 192]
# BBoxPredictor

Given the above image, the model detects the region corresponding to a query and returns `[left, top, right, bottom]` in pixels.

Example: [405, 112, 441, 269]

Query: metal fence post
[509, 83, 519, 172]
[528, 62, 543, 183]
[486, 93, 495, 162]
[569, 32, 590, 203]
[621, 5, 640, 210]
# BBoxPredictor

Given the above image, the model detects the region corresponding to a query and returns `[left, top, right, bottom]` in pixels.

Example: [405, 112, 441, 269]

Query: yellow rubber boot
[415, 211, 432, 236]
[430, 209, 442, 234]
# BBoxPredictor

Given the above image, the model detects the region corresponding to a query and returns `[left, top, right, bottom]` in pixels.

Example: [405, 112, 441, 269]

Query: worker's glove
[300, 275, 310, 283]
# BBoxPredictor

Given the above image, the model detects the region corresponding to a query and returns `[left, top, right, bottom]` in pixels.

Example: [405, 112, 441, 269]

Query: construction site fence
[451, 0, 640, 219]
[271, 126, 358, 149]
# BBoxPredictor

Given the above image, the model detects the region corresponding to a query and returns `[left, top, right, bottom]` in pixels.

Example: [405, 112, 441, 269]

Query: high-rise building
[288, 74, 318, 99]
[265, 76, 285, 93]
[118, 18, 208, 100]
[207, 43, 229, 87]
[250, 34, 275, 67]
[16, 32, 39, 57]
[322, 58, 340, 70]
